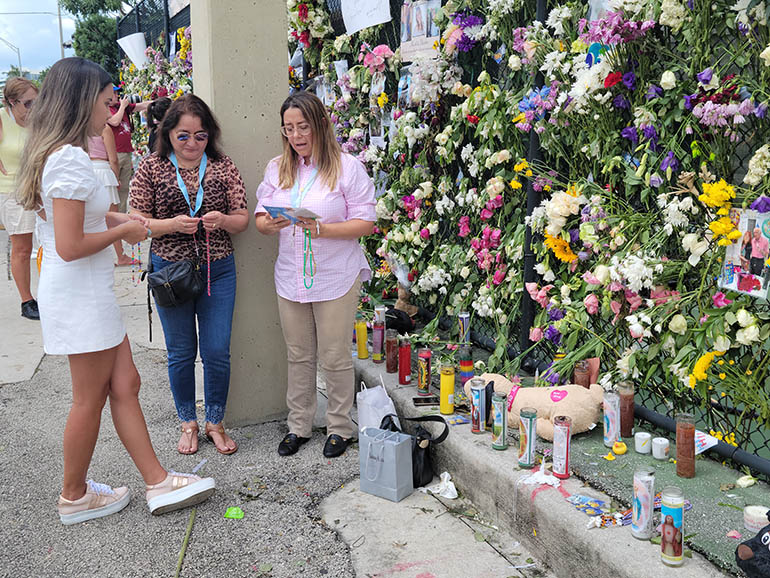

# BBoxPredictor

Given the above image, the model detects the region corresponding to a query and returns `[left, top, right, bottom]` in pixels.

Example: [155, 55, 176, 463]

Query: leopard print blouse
[130, 152, 247, 262]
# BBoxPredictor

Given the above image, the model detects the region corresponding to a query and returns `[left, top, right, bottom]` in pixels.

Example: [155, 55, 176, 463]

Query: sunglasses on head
[176, 132, 209, 142]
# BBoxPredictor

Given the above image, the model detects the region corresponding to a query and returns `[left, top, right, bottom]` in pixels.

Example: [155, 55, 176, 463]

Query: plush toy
[463, 373, 604, 441]
[736, 511, 770, 578]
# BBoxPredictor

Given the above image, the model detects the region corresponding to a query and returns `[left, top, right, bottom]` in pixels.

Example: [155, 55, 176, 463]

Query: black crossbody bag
[379, 414, 449, 488]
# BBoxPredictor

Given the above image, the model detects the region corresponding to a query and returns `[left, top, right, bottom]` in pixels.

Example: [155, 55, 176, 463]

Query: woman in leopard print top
[130, 94, 248, 456]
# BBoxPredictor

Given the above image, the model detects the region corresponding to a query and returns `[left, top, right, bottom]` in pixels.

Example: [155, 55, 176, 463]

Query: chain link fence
[117, 0, 190, 59]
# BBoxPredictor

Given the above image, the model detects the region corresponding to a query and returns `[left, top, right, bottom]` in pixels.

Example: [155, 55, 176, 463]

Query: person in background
[147, 97, 172, 153]
[255, 91, 375, 459]
[88, 124, 138, 265]
[16, 57, 215, 525]
[750, 227, 769, 277]
[106, 88, 152, 212]
[130, 94, 249, 456]
[0, 77, 40, 319]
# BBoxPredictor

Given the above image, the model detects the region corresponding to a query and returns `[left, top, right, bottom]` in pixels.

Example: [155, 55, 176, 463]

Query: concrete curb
[355, 360, 733, 578]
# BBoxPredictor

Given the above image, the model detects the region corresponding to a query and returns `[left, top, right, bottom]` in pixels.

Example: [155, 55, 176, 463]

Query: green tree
[37, 66, 52, 86]
[72, 13, 121, 81]
[5, 65, 35, 79]
[59, 0, 134, 17]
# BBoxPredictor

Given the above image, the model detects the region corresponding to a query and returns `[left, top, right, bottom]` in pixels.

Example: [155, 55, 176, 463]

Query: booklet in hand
[263, 206, 320, 225]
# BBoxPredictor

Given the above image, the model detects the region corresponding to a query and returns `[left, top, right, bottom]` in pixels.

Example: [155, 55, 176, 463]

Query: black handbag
[380, 414, 449, 488]
[146, 258, 203, 308]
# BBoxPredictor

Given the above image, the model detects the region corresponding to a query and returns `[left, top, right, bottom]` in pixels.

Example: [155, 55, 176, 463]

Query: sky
[0, 0, 77, 77]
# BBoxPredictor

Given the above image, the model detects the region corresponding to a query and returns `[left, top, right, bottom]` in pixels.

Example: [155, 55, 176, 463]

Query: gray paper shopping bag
[359, 427, 414, 502]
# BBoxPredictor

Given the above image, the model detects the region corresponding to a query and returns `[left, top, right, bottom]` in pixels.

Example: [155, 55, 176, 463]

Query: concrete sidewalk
[355, 359, 746, 578]
[0, 231, 550, 577]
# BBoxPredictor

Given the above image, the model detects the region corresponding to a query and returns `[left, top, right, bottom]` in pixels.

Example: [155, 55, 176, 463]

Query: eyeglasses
[280, 124, 311, 137]
[176, 132, 209, 142]
[15, 99, 35, 110]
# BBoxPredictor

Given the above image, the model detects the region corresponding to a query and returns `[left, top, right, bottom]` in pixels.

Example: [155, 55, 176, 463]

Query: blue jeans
[151, 252, 236, 424]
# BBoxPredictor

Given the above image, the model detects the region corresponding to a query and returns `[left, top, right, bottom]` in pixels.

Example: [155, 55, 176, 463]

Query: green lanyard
[293, 167, 318, 290]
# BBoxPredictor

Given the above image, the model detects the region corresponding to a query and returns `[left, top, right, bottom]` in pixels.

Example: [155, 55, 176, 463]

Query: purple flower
[642, 124, 659, 151]
[569, 228, 580, 243]
[548, 307, 565, 322]
[544, 325, 562, 346]
[683, 94, 697, 110]
[578, 250, 591, 261]
[621, 126, 638, 147]
[544, 369, 561, 386]
[456, 34, 475, 52]
[697, 68, 713, 85]
[756, 102, 768, 119]
[613, 94, 630, 109]
[622, 71, 636, 91]
[660, 151, 679, 173]
[646, 85, 663, 100]
[750, 196, 770, 213]
[649, 174, 664, 188]
[686, 0, 693, 8]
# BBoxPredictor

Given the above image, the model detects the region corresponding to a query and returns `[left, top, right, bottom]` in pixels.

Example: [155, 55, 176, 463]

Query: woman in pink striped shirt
[255, 91, 375, 458]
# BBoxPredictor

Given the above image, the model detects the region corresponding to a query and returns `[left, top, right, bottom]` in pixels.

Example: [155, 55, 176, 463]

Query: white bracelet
[316, 220, 321, 237]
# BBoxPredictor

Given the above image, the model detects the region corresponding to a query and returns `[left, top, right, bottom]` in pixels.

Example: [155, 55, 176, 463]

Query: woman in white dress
[16, 57, 216, 525]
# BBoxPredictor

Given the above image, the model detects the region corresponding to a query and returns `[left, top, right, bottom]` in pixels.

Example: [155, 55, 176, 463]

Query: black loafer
[21, 299, 40, 320]
[278, 433, 310, 456]
[323, 434, 353, 458]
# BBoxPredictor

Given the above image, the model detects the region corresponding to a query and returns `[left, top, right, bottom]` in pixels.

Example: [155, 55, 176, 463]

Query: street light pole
[58, 2, 65, 59]
[0, 36, 22, 75]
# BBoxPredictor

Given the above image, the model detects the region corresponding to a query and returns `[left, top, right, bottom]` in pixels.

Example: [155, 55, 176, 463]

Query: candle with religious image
[631, 466, 655, 540]
[552, 415, 572, 479]
[603, 391, 620, 447]
[417, 348, 432, 395]
[398, 337, 411, 385]
[660, 486, 685, 566]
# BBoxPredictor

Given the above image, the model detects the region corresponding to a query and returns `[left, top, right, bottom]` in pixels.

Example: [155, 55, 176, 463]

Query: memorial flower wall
[298, 0, 770, 441]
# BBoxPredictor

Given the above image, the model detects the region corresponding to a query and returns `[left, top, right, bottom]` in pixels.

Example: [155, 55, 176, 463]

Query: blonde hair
[16, 58, 112, 210]
[3, 77, 38, 107]
[278, 91, 341, 191]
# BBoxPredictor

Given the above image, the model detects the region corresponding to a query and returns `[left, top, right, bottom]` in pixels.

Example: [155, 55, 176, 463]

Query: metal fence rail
[116, 0, 190, 58]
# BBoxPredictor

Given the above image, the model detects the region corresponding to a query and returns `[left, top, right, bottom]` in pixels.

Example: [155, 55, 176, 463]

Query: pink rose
[712, 291, 732, 308]
[493, 268, 506, 285]
[608, 281, 624, 292]
[582, 271, 601, 285]
[480, 208, 494, 221]
[529, 327, 543, 342]
[584, 293, 599, 315]
[525, 282, 553, 308]
[419, 228, 430, 239]
[458, 215, 471, 238]
[624, 289, 642, 312]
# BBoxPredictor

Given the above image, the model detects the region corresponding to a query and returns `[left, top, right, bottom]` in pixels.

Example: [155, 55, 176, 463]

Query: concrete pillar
[191, 1, 288, 426]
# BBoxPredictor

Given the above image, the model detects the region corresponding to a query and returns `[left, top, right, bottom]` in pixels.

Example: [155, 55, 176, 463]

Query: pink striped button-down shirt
[256, 153, 376, 303]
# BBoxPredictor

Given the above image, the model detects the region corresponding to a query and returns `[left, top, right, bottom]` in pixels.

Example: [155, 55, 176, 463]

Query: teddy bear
[736, 511, 770, 578]
[463, 372, 604, 441]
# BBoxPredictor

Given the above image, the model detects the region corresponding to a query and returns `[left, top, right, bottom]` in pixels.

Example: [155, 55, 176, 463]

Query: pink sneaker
[58, 480, 131, 525]
[146, 471, 215, 515]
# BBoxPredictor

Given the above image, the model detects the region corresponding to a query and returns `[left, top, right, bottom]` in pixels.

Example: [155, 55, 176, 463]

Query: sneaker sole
[147, 478, 216, 515]
[59, 490, 131, 525]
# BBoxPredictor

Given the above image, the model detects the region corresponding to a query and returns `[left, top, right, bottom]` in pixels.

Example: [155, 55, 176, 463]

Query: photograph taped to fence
[720, 208, 770, 300]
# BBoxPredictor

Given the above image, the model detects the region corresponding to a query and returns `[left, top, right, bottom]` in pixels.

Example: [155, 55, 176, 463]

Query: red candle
[618, 381, 635, 438]
[398, 337, 412, 385]
[385, 329, 398, 373]
[676, 413, 695, 478]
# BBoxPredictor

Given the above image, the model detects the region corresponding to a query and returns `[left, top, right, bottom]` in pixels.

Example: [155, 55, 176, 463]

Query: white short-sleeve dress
[37, 145, 126, 355]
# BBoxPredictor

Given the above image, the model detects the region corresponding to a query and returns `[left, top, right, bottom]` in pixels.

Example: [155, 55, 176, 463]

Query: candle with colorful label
[631, 466, 655, 539]
[491, 393, 508, 450]
[660, 486, 685, 566]
[458, 311, 470, 343]
[518, 407, 537, 469]
[371, 320, 384, 363]
[458, 346, 474, 385]
[469, 377, 486, 433]
[603, 391, 620, 447]
[417, 348, 432, 396]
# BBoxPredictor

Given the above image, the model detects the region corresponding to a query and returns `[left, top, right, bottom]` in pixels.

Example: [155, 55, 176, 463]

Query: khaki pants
[116, 152, 133, 212]
[277, 279, 361, 439]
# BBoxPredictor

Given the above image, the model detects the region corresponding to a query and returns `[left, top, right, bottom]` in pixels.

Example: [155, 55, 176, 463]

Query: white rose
[560, 285, 571, 299]
[508, 54, 522, 71]
[460, 266, 470, 279]
[736, 308, 755, 328]
[660, 70, 677, 90]
[435, 133, 449, 146]
[736, 324, 760, 345]
[713, 335, 731, 352]
[594, 265, 610, 284]
[668, 314, 688, 335]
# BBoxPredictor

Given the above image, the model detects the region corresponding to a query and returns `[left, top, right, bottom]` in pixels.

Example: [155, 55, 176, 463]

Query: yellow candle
[440, 366, 455, 415]
[355, 318, 369, 359]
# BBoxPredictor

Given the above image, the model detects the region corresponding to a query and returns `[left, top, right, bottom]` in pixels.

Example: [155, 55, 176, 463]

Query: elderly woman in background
[255, 91, 375, 459]
[130, 94, 248, 456]
[0, 77, 40, 319]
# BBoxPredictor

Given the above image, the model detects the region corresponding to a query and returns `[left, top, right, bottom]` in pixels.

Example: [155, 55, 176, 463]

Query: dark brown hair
[156, 94, 223, 160]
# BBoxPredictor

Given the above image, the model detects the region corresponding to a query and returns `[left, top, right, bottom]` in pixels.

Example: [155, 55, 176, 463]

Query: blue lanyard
[169, 152, 207, 216]
[290, 166, 319, 208]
